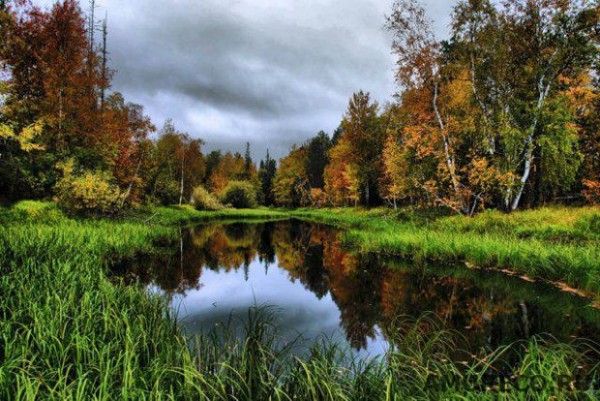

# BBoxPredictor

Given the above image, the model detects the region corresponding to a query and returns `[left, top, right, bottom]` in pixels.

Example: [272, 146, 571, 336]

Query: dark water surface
[115, 220, 600, 358]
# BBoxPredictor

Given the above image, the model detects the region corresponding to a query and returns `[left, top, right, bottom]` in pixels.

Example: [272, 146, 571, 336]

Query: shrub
[191, 186, 223, 211]
[151, 175, 181, 206]
[54, 161, 121, 216]
[220, 181, 257, 209]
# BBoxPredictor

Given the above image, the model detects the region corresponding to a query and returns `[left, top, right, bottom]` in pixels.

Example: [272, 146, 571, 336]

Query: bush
[54, 161, 121, 216]
[220, 181, 257, 209]
[191, 186, 223, 211]
[150, 175, 181, 206]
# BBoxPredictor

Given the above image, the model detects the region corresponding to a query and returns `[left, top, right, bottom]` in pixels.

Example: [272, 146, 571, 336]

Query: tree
[325, 135, 358, 206]
[207, 151, 246, 195]
[243, 142, 256, 180]
[386, 0, 598, 213]
[451, 0, 598, 210]
[387, 0, 477, 213]
[0, 122, 46, 200]
[148, 120, 204, 205]
[40, 0, 100, 153]
[324, 91, 385, 206]
[0, 0, 128, 201]
[576, 72, 600, 202]
[258, 149, 277, 206]
[381, 125, 408, 209]
[274, 146, 311, 207]
[305, 131, 331, 189]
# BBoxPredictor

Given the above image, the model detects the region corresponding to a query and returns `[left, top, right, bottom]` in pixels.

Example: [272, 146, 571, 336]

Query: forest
[1, 0, 598, 216]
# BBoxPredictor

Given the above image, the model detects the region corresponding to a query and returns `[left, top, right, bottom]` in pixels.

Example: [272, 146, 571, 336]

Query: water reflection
[116, 220, 600, 355]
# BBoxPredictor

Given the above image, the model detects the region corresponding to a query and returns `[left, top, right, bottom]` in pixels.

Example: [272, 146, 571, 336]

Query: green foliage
[0, 122, 51, 201]
[538, 97, 583, 200]
[0, 200, 63, 225]
[191, 185, 223, 211]
[149, 174, 181, 205]
[54, 160, 122, 216]
[221, 180, 258, 209]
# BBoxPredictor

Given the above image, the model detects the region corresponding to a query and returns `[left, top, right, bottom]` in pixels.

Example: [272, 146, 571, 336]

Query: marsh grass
[289, 207, 600, 296]
[1, 201, 600, 399]
[125, 204, 288, 226]
[182, 308, 600, 401]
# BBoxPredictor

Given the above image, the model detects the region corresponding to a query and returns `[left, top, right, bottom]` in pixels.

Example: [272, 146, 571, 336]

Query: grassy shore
[1, 201, 599, 399]
[288, 206, 600, 297]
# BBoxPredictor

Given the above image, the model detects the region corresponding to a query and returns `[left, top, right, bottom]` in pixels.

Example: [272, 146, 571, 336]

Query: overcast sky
[36, 0, 458, 160]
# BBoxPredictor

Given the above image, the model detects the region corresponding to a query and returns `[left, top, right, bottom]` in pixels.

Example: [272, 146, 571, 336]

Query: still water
[115, 220, 600, 358]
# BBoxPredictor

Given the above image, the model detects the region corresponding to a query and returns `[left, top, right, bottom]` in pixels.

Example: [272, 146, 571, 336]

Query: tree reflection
[114, 221, 600, 352]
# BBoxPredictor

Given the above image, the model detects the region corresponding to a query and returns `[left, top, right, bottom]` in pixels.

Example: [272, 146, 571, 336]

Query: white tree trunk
[179, 148, 185, 206]
[120, 151, 144, 208]
[509, 78, 552, 211]
[433, 81, 459, 193]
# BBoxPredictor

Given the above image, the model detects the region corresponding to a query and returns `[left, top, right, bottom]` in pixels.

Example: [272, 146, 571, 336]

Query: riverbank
[1, 201, 599, 399]
[138, 203, 600, 300]
[288, 207, 600, 298]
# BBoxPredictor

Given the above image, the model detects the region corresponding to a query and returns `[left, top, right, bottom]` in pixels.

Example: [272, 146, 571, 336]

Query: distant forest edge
[0, 0, 599, 216]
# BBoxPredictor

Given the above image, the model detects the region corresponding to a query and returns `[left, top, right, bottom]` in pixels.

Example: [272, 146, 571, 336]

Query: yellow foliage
[0, 122, 45, 153]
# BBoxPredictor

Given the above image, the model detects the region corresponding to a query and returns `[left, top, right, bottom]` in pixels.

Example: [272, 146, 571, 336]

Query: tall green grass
[289, 207, 600, 296]
[1, 201, 599, 399]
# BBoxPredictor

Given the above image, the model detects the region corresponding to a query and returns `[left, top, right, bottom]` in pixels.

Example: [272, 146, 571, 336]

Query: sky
[35, 0, 458, 160]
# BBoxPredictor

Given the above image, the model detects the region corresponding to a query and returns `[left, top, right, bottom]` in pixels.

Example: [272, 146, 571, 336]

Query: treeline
[276, 0, 600, 214]
[0, 0, 269, 212]
[1, 0, 599, 215]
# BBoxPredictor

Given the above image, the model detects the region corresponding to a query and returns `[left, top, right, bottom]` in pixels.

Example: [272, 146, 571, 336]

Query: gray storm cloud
[35, 0, 457, 160]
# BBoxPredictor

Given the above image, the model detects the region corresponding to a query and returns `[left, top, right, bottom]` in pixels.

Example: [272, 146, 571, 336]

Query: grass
[287, 206, 600, 297]
[1, 201, 600, 399]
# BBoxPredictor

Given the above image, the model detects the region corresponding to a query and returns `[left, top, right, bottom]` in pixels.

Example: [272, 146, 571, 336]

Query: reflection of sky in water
[153, 256, 389, 359]
[135, 221, 600, 362]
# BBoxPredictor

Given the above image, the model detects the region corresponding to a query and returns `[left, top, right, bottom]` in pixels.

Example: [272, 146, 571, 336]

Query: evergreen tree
[305, 131, 331, 189]
[258, 149, 277, 206]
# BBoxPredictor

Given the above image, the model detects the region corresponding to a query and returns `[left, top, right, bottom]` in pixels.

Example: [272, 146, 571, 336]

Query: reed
[1, 201, 599, 399]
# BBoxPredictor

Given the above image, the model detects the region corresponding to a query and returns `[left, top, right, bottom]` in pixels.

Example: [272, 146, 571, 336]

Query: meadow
[1, 201, 599, 400]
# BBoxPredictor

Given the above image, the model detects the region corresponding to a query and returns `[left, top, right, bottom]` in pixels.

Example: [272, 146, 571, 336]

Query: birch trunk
[509, 78, 552, 211]
[433, 81, 459, 193]
[120, 151, 143, 208]
[179, 148, 185, 206]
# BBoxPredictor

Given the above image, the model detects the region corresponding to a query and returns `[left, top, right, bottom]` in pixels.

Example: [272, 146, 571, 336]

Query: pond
[115, 220, 600, 359]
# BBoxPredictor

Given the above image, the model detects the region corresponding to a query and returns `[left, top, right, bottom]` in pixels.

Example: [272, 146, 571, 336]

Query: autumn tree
[451, 0, 598, 210]
[274, 145, 311, 207]
[325, 91, 385, 206]
[325, 135, 358, 206]
[380, 105, 410, 208]
[385, 0, 598, 214]
[207, 151, 247, 194]
[579, 74, 600, 202]
[146, 120, 205, 205]
[0, 0, 149, 203]
[386, 0, 487, 214]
